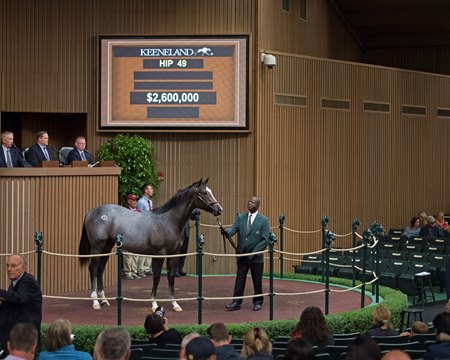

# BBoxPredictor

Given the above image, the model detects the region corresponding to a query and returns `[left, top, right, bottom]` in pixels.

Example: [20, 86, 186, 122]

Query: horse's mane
[152, 184, 194, 215]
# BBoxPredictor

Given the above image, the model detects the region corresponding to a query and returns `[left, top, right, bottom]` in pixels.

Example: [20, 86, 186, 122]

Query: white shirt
[248, 211, 258, 226]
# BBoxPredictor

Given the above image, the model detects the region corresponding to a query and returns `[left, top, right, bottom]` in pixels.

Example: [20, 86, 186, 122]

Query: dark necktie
[80, 151, 86, 161]
[6, 149, 13, 168]
[43, 147, 50, 161]
[247, 214, 252, 231]
[8, 282, 13, 291]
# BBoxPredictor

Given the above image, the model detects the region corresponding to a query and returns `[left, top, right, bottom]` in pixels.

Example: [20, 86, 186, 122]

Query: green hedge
[41, 275, 407, 354]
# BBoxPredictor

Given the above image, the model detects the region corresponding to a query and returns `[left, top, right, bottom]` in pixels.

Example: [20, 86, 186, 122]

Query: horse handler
[220, 196, 270, 312]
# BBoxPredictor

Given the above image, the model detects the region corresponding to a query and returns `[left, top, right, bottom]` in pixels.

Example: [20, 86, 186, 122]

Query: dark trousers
[446, 255, 450, 301]
[178, 234, 189, 271]
[232, 258, 264, 305]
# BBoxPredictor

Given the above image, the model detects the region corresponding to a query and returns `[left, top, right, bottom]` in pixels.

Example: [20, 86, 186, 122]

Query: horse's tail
[79, 222, 91, 267]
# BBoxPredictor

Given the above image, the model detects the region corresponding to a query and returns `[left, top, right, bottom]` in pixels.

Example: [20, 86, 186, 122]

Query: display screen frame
[98, 35, 249, 131]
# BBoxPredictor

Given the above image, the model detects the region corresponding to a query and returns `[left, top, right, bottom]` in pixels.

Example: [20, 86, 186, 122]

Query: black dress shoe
[178, 270, 187, 276]
[253, 304, 262, 311]
[226, 302, 241, 311]
[175, 272, 181, 277]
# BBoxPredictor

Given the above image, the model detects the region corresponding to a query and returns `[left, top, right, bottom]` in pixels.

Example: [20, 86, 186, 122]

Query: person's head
[185, 336, 216, 360]
[411, 321, 428, 334]
[144, 313, 165, 337]
[241, 327, 272, 358]
[7, 254, 27, 281]
[410, 216, 420, 228]
[207, 322, 231, 346]
[346, 335, 381, 360]
[180, 333, 200, 360]
[7, 322, 38, 360]
[427, 215, 436, 227]
[1, 131, 14, 148]
[74, 136, 86, 151]
[247, 196, 261, 214]
[436, 211, 445, 223]
[126, 194, 138, 209]
[372, 305, 392, 329]
[433, 312, 450, 342]
[45, 318, 73, 351]
[418, 211, 427, 225]
[284, 338, 315, 360]
[100, 327, 131, 360]
[380, 349, 411, 360]
[142, 184, 154, 197]
[36, 131, 49, 146]
[93, 331, 103, 360]
[293, 306, 331, 344]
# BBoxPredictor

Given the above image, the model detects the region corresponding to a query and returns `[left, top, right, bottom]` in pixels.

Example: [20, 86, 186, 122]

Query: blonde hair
[411, 321, 428, 334]
[418, 211, 428, 226]
[45, 319, 72, 352]
[373, 305, 392, 330]
[241, 327, 272, 358]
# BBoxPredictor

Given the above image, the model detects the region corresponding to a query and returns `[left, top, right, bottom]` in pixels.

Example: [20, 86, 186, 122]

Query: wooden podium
[70, 160, 88, 167]
[38, 160, 59, 167]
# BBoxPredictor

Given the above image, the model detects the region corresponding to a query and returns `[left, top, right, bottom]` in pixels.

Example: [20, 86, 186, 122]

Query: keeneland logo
[139, 48, 213, 57]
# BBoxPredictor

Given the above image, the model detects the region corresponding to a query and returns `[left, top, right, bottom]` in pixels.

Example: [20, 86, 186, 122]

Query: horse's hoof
[101, 300, 110, 307]
[173, 305, 183, 312]
[93, 304, 101, 310]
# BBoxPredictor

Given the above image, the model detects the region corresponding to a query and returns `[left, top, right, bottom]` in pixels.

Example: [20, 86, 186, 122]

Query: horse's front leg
[151, 257, 165, 310]
[167, 257, 182, 312]
[89, 258, 101, 310]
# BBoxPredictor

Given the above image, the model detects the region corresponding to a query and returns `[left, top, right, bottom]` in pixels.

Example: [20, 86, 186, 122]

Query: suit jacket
[0, 272, 42, 353]
[225, 212, 270, 263]
[67, 148, 94, 165]
[0, 147, 28, 168]
[25, 144, 56, 167]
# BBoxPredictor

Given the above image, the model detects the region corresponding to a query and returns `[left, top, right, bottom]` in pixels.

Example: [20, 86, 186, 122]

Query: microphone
[83, 149, 96, 162]
[51, 147, 63, 164]
[11, 143, 25, 159]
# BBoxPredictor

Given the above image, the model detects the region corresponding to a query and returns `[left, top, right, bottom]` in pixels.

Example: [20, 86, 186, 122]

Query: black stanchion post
[196, 234, 204, 325]
[269, 232, 277, 320]
[324, 230, 335, 315]
[116, 234, 123, 326]
[279, 214, 285, 279]
[34, 231, 43, 287]
[194, 210, 200, 256]
[321, 216, 329, 283]
[361, 229, 371, 309]
[351, 219, 361, 287]
[369, 221, 384, 303]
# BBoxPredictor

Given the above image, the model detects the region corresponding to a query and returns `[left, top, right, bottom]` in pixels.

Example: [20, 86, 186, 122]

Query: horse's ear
[204, 177, 209, 185]
[197, 178, 203, 186]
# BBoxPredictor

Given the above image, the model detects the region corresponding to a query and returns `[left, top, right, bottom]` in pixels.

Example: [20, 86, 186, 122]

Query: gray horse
[79, 179, 222, 310]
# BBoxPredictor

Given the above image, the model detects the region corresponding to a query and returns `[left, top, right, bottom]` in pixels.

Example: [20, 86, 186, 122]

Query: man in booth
[0, 131, 29, 167]
[25, 130, 56, 167]
[67, 136, 94, 165]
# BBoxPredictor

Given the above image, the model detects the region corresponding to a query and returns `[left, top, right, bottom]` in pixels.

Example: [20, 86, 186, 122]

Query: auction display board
[99, 36, 249, 130]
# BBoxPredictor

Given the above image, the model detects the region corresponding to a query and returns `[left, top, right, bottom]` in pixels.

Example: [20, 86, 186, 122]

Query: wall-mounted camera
[261, 53, 276, 69]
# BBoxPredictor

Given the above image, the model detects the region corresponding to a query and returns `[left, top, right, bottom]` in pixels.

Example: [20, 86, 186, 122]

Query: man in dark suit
[25, 130, 56, 167]
[221, 196, 270, 311]
[67, 136, 94, 165]
[0, 254, 42, 357]
[0, 131, 29, 167]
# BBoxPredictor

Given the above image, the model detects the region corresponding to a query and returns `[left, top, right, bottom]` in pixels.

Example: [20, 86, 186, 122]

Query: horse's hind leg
[150, 257, 165, 310]
[89, 257, 101, 310]
[167, 257, 182, 312]
[97, 254, 111, 307]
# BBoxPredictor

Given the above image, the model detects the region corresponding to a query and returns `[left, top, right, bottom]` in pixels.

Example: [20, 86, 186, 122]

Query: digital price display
[99, 36, 248, 130]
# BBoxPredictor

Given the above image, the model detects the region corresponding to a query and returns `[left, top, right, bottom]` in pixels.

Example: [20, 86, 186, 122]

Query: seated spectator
[207, 322, 239, 360]
[241, 327, 272, 360]
[144, 312, 182, 347]
[400, 321, 429, 337]
[424, 312, 450, 360]
[38, 319, 91, 359]
[99, 327, 131, 360]
[291, 306, 334, 352]
[366, 305, 399, 337]
[284, 338, 314, 360]
[418, 211, 428, 227]
[180, 333, 200, 360]
[346, 335, 381, 360]
[401, 217, 421, 238]
[185, 336, 216, 360]
[436, 211, 449, 231]
[380, 349, 410, 360]
[93, 331, 103, 360]
[419, 215, 447, 241]
[5, 323, 38, 360]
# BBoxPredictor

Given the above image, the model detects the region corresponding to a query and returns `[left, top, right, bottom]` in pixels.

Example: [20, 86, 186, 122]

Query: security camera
[261, 53, 276, 69]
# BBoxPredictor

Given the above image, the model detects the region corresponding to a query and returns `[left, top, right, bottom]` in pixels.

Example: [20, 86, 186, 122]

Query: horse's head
[192, 178, 223, 217]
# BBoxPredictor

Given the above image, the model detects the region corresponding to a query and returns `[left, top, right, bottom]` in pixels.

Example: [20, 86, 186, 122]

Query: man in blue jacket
[221, 196, 270, 311]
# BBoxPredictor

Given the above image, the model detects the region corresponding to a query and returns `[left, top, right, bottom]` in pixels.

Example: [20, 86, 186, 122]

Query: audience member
[366, 305, 399, 337]
[0, 254, 43, 357]
[92, 331, 103, 360]
[38, 318, 91, 359]
[400, 321, 429, 337]
[435, 211, 449, 231]
[291, 306, 334, 352]
[99, 327, 131, 360]
[346, 335, 381, 360]
[424, 312, 450, 360]
[136, 184, 154, 276]
[5, 323, 38, 360]
[67, 136, 94, 165]
[122, 194, 141, 280]
[380, 349, 410, 360]
[419, 215, 446, 241]
[144, 312, 182, 347]
[284, 338, 314, 360]
[0, 131, 29, 167]
[418, 211, 428, 227]
[179, 333, 200, 360]
[185, 336, 216, 360]
[207, 322, 239, 360]
[25, 130, 56, 167]
[401, 217, 421, 238]
[241, 327, 272, 360]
